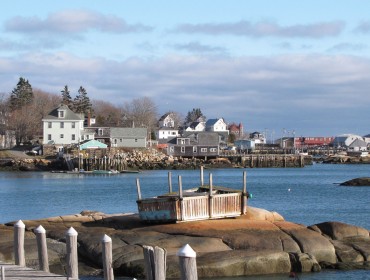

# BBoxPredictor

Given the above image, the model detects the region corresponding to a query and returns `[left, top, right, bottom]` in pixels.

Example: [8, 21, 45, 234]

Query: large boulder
[340, 177, 370, 186]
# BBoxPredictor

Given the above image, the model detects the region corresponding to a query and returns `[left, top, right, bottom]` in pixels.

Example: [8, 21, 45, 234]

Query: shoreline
[1, 208, 369, 279]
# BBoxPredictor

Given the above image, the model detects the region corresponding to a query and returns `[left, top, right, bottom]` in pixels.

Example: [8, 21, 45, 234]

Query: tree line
[1, 77, 206, 146]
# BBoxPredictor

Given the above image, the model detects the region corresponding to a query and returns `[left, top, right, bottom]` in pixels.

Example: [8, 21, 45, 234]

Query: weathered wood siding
[137, 192, 243, 222]
[181, 196, 209, 221]
[211, 193, 242, 218]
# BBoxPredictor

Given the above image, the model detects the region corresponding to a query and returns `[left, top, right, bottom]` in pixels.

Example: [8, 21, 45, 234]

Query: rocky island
[0, 207, 369, 279]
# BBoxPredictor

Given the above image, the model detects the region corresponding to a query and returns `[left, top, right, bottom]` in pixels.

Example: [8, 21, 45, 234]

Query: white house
[42, 104, 84, 145]
[205, 118, 228, 133]
[156, 112, 179, 140]
[155, 127, 179, 140]
[158, 113, 176, 128]
[332, 134, 364, 148]
[185, 121, 205, 132]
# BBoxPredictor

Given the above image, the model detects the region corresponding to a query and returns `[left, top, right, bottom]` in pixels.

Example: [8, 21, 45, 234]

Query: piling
[66, 227, 78, 279]
[34, 225, 49, 272]
[102, 234, 114, 280]
[177, 244, 198, 280]
[14, 220, 25, 267]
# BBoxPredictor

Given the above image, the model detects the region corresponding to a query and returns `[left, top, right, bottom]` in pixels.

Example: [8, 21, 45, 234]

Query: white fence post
[66, 227, 78, 280]
[102, 234, 114, 280]
[177, 244, 197, 280]
[35, 225, 49, 272]
[14, 220, 25, 266]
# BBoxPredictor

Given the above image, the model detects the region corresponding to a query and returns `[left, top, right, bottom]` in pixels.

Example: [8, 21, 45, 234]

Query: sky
[1, 0, 370, 138]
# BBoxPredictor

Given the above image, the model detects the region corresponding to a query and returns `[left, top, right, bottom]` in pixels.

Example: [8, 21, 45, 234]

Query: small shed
[79, 140, 107, 150]
[136, 168, 249, 223]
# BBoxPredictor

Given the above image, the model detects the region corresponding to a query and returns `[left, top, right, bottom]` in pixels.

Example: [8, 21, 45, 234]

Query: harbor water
[0, 163, 369, 279]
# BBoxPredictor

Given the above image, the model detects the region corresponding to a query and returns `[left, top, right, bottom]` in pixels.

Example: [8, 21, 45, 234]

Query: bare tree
[92, 99, 121, 126]
[122, 97, 158, 131]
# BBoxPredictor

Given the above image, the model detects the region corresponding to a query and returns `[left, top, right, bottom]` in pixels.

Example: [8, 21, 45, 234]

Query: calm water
[0, 164, 369, 279]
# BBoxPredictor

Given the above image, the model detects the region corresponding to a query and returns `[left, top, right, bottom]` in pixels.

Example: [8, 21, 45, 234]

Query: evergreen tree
[9, 77, 33, 110]
[73, 86, 92, 114]
[185, 108, 205, 124]
[61, 85, 73, 108]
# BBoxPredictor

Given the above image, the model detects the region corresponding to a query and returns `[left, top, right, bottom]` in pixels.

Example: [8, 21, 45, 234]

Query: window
[98, 129, 103, 136]
[86, 135, 89, 140]
[48, 134, 51, 141]
[181, 146, 185, 153]
[72, 122, 75, 128]
[210, 148, 217, 152]
[120, 138, 122, 142]
[60, 134, 64, 139]
[72, 134, 75, 141]
[170, 146, 174, 153]
[59, 111, 64, 118]
[135, 139, 138, 142]
[201, 148, 207, 153]
[193, 146, 197, 153]
[60, 122, 64, 128]
[48, 122, 52, 128]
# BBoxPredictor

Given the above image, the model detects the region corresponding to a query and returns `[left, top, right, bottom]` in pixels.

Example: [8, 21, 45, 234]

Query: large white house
[205, 118, 228, 133]
[42, 104, 84, 145]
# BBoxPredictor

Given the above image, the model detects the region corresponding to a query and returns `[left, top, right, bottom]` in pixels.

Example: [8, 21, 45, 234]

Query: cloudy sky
[1, 1, 370, 138]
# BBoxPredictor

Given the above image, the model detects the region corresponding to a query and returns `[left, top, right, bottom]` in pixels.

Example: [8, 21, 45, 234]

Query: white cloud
[4, 10, 153, 35]
[174, 20, 345, 38]
[1, 52, 370, 135]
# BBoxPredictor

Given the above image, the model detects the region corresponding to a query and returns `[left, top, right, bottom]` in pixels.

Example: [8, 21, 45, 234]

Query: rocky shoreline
[0, 208, 369, 279]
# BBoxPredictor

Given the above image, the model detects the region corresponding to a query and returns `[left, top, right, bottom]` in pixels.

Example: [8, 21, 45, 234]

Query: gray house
[110, 127, 147, 148]
[167, 132, 220, 158]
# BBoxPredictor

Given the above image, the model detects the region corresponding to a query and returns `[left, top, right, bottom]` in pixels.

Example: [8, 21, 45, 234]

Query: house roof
[159, 112, 173, 121]
[349, 138, 367, 148]
[205, 118, 219, 126]
[110, 127, 147, 138]
[43, 104, 83, 121]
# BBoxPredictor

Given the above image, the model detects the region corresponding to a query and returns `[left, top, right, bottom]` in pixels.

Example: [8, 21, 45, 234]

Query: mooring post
[178, 175, 184, 221]
[14, 220, 25, 267]
[200, 166, 204, 186]
[102, 234, 114, 280]
[242, 171, 248, 215]
[168, 172, 172, 193]
[143, 245, 167, 280]
[1, 266, 5, 280]
[177, 244, 198, 280]
[136, 178, 142, 200]
[66, 227, 78, 280]
[209, 173, 213, 218]
[35, 225, 49, 272]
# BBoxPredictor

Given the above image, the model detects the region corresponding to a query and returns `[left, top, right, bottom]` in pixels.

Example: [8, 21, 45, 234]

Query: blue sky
[1, 0, 370, 137]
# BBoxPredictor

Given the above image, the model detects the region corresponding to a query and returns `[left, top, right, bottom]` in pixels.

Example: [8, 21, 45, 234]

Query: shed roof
[110, 127, 147, 138]
[79, 140, 107, 150]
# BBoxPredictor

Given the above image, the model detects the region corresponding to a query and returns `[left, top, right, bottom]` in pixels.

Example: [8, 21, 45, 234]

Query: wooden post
[66, 227, 78, 280]
[178, 175, 184, 221]
[242, 171, 248, 215]
[35, 225, 49, 272]
[143, 245, 167, 280]
[14, 220, 25, 267]
[168, 172, 172, 193]
[200, 166, 204, 186]
[1, 266, 5, 280]
[177, 244, 197, 280]
[209, 173, 213, 219]
[136, 178, 142, 200]
[102, 234, 114, 280]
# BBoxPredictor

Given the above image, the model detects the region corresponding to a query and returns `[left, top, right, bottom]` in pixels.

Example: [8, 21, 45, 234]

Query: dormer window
[58, 110, 65, 118]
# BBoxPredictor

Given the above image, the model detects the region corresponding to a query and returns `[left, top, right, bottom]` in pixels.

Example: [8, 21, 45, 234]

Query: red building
[294, 136, 334, 149]
[228, 123, 243, 138]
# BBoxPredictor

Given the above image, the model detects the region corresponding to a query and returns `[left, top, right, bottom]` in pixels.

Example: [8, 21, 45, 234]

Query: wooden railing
[136, 168, 248, 222]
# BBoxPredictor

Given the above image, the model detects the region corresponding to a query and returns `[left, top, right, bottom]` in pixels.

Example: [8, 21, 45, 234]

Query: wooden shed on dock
[136, 169, 248, 223]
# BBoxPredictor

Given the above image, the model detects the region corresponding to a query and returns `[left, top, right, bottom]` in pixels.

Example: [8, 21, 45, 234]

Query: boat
[92, 170, 120, 174]
[120, 170, 140, 173]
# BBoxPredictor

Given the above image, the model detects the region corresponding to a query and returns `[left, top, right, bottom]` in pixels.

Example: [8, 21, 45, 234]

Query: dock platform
[0, 262, 67, 279]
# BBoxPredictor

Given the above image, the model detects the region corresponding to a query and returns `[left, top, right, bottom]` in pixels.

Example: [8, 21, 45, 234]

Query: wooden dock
[0, 262, 67, 279]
